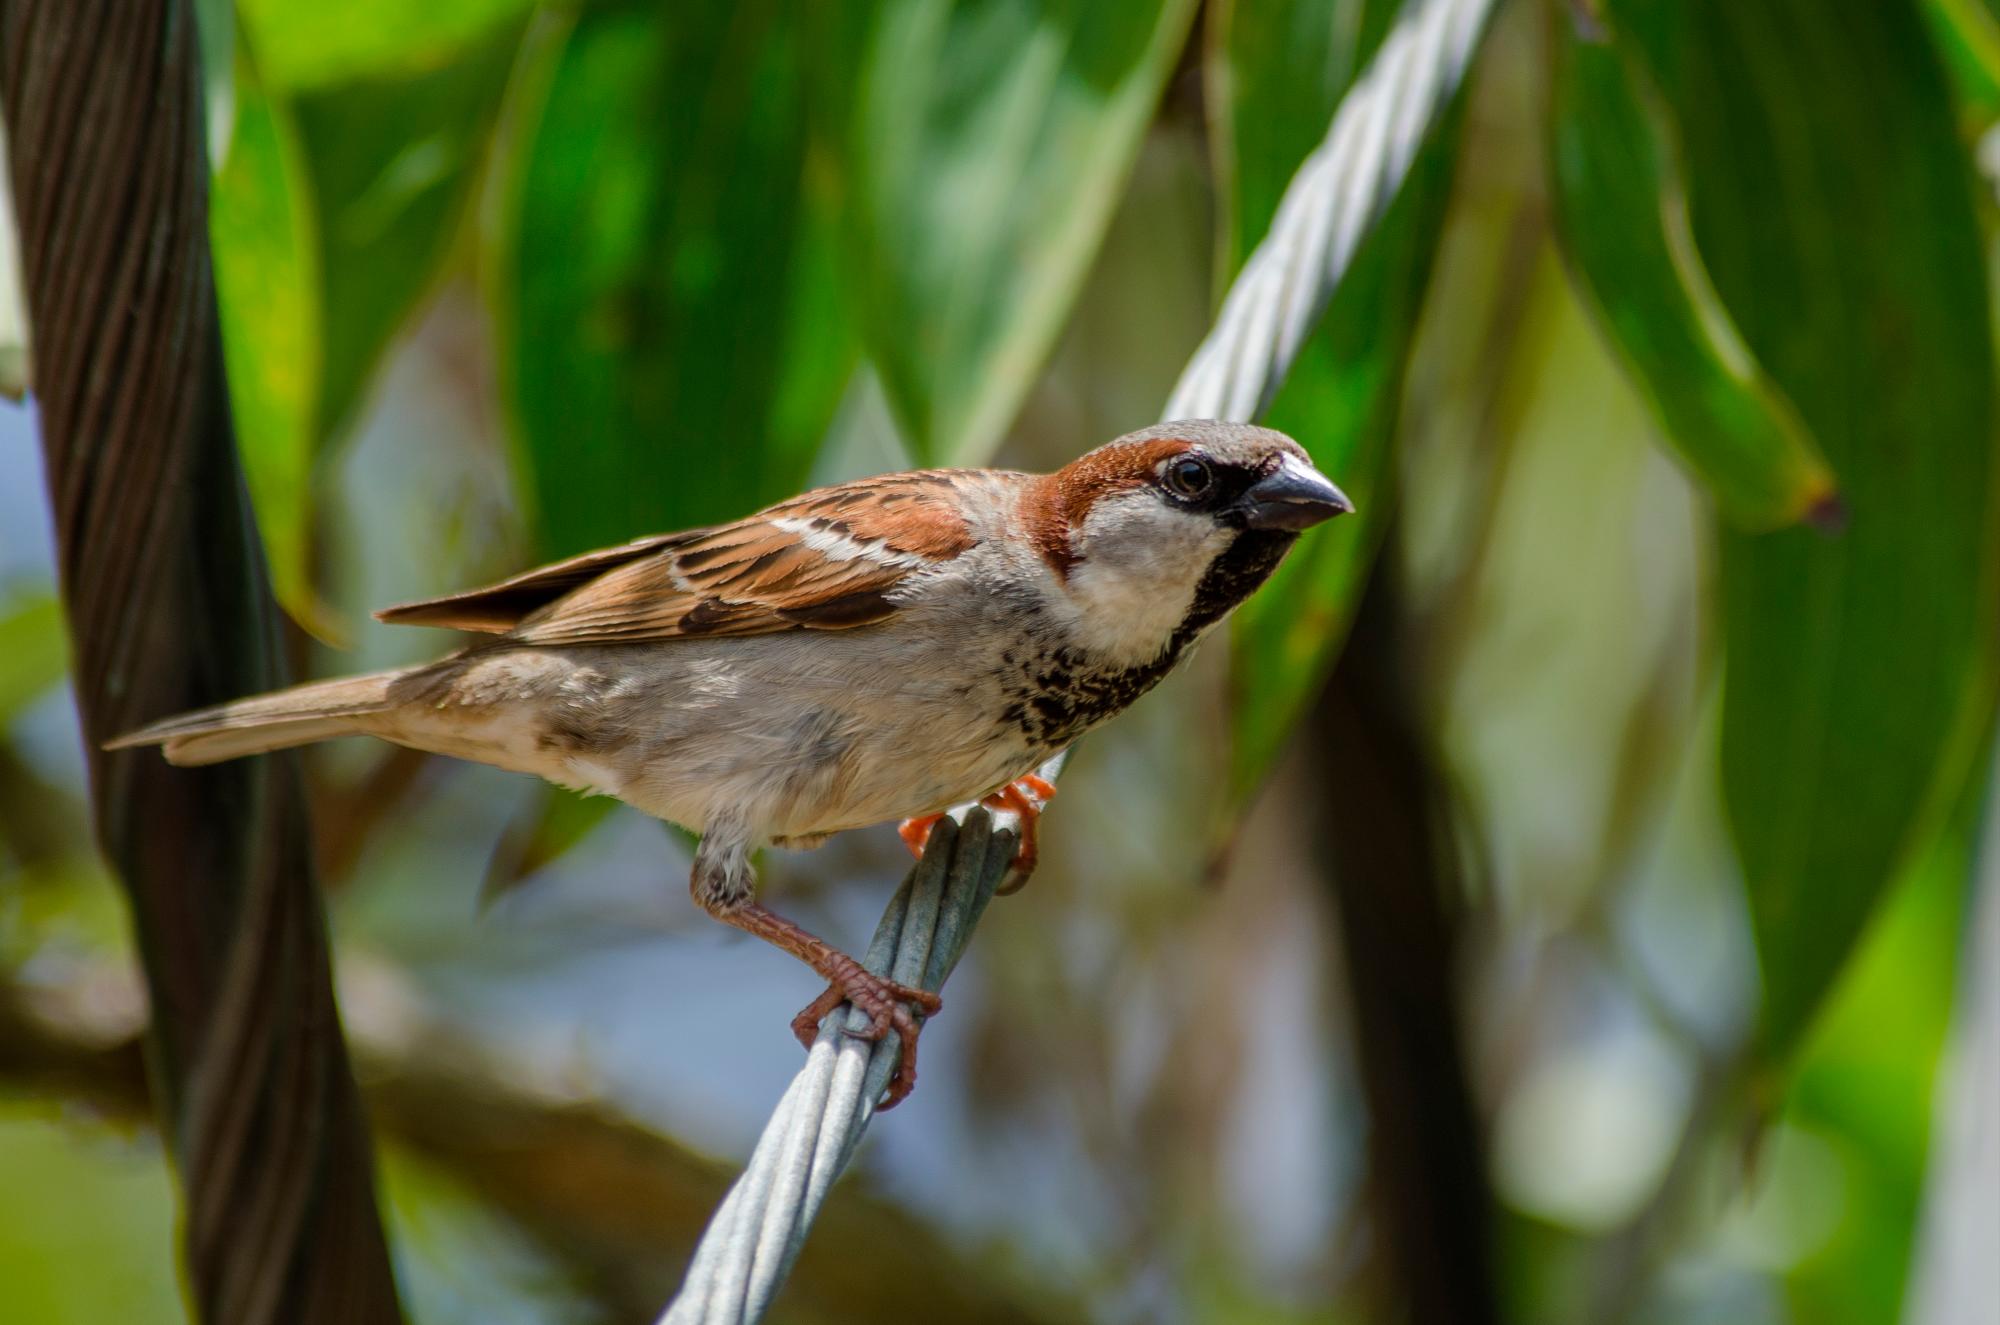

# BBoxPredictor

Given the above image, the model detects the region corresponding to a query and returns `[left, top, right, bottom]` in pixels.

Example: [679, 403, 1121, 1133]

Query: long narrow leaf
[1546, 14, 1836, 530]
[499, 0, 855, 554]
[1612, 0, 2000, 1056]
[214, 13, 523, 628]
[840, 0, 1200, 465]
[211, 58, 325, 628]
[292, 24, 522, 444]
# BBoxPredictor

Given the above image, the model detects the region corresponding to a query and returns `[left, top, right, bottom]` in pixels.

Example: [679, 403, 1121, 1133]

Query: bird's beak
[1239, 456, 1354, 531]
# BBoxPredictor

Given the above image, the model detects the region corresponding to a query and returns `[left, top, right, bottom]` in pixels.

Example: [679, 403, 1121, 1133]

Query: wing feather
[382, 472, 986, 647]
[373, 532, 702, 632]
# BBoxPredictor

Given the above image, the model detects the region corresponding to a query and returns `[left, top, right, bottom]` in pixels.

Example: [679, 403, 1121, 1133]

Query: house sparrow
[109, 420, 1351, 1105]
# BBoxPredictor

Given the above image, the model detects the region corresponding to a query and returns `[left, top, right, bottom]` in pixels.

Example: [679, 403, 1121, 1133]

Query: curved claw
[790, 973, 943, 1110]
[983, 773, 1057, 895]
[790, 985, 847, 1048]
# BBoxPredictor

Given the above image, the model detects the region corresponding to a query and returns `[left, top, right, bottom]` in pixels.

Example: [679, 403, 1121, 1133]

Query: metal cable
[1, 2, 406, 1319]
[660, 0, 1495, 1317]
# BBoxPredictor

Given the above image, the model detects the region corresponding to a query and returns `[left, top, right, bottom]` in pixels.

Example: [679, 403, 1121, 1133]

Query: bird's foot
[896, 775, 1056, 892]
[982, 773, 1056, 894]
[696, 890, 943, 1109]
[897, 813, 944, 857]
[790, 961, 943, 1110]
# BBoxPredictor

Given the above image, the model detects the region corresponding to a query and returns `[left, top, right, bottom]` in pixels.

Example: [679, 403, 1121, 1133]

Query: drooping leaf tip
[1803, 489, 1848, 535]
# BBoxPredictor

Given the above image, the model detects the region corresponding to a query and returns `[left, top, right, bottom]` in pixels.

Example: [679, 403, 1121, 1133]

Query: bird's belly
[551, 635, 1053, 843]
[622, 699, 1045, 843]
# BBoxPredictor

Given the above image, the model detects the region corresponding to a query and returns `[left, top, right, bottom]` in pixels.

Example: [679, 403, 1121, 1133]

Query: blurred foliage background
[2, 0, 1997, 1322]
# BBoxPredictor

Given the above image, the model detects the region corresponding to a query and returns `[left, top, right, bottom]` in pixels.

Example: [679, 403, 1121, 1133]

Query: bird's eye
[1163, 455, 1214, 501]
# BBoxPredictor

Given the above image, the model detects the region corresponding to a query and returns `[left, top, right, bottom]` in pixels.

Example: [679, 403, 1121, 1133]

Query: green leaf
[211, 57, 324, 628]
[290, 23, 521, 444]
[1545, 14, 1837, 530]
[234, 0, 536, 92]
[1611, 0, 2000, 1056]
[211, 21, 522, 629]
[1777, 769, 1980, 1325]
[839, 0, 1201, 465]
[0, 593, 66, 719]
[499, 0, 856, 555]
[1923, 0, 2000, 124]
[1215, 0, 1468, 815]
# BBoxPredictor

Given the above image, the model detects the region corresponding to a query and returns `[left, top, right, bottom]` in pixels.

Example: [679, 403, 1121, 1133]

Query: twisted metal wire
[1, 2, 405, 1319]
[660, 0, 1496, 1318]
[1166, 0, 1492, 423]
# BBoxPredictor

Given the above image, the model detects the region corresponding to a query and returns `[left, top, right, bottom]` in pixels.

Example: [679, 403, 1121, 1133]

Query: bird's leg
[983, 773, 1056, 894]
[690, 826, 940, 1109]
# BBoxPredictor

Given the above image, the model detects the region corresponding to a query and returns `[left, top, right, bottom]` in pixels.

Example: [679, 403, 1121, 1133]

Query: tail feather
[105, 668, 410, 767]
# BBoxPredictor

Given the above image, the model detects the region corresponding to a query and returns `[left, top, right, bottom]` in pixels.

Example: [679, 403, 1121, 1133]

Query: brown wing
[374, 532, 702, 632]
[380, 471, 982, 646]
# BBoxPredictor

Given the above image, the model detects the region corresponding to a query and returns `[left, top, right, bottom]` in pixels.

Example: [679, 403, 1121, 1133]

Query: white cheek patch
[1065, 491, 1233, 663]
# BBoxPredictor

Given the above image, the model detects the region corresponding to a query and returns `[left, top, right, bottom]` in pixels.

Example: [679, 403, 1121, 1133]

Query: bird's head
[1022, 420, 1352, 664]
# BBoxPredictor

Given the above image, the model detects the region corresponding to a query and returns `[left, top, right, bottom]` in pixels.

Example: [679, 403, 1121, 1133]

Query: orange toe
[898, 813, 943, 858]
[981, 776, 1055, 893]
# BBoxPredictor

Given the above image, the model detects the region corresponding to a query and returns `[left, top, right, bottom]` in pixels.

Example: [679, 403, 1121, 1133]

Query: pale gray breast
[543, 603, 1047, 834]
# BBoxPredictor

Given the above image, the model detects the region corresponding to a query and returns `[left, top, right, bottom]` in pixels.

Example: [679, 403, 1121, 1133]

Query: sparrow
[109, 420, 1352, 1105]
